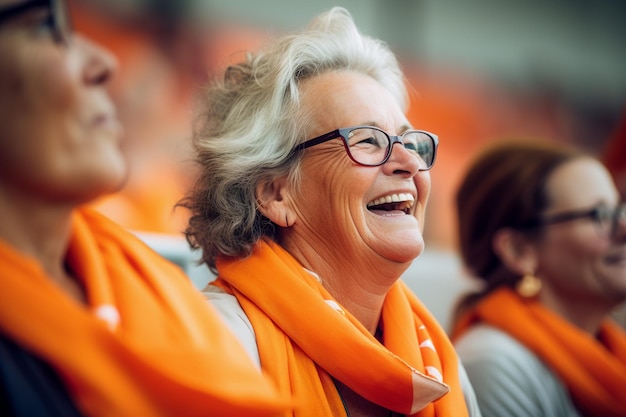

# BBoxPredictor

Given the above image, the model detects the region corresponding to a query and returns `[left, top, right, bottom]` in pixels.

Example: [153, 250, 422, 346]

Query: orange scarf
[452, 288, 626, 417]
[214, 239, 469, 417]
[0, 208, 288, 417]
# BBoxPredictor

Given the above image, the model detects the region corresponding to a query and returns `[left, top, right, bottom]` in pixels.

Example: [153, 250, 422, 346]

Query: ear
[492, 228, 538, 275]
[256, 176, 297, 228]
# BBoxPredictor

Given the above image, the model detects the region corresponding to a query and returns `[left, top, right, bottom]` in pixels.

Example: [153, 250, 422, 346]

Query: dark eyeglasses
[534, 202, 626, 239]
[0, 0, 71, 45]
[292, 125, 439, 170]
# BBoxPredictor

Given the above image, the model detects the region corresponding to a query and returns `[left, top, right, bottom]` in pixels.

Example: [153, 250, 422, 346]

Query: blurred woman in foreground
[0, 0, 286, 415]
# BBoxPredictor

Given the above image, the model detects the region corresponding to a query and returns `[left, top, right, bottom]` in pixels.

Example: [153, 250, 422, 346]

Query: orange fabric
[452, 288, 626, 417]
[0, 207, 288, 417]
[214, 239, 469, 417]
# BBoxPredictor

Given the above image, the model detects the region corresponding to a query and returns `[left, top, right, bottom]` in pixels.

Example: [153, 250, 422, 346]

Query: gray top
[454, 324, 582, 417]
[205, 285, 482, 417]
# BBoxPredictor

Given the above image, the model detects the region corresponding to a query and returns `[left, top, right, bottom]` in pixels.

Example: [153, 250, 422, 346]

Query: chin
[101, 151, 129, 188]
[75, 164, 129, 203]
[380, 238, 425, 264]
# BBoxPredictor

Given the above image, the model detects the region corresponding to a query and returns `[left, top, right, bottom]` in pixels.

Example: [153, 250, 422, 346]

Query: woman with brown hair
[451, 139, 626, 417]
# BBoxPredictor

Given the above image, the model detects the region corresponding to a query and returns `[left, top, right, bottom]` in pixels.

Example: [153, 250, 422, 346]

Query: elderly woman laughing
[182, 7, 481, 417]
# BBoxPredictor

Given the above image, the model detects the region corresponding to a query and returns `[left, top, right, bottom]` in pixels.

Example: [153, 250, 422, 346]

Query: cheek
[415, 172, 431, 222]
[0, 64, 41, 173]
[0, 49, 27, 132]
[19, 40, 77, 107]
[298, 155, 371, 225]
[3, 48, 77, 134]
[0, 78, 75, 172]
[31, 60, 77, 115]
[419, 173, 431, 201]
[302, 147, 359, 189]
[541, 233, 606, 286]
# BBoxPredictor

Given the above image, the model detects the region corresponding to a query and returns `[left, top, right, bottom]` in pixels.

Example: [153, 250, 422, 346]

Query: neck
[0, 187, 80, 296]
[540, 284, 613, 335]
[282, 233, 407, 335]
[321, 272, 387, 334]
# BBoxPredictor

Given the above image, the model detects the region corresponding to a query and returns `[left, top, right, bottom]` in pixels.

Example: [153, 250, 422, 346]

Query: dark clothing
[0, 334, 81, 417]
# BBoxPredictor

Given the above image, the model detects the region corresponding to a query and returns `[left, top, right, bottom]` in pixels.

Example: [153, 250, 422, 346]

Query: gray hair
[180, 7, 408, 272]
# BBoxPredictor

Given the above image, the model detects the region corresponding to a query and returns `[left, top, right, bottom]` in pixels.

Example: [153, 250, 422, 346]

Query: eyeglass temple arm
[294, 130, 342, 151]
[541, 208, 598, 225]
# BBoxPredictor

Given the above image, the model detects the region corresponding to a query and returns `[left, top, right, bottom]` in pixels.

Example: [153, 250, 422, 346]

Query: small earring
[284, 214, 291, 228]
[516, 273, 542, 298]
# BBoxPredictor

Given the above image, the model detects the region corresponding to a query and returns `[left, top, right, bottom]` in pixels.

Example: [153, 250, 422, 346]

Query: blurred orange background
[69, 0, 626, 252]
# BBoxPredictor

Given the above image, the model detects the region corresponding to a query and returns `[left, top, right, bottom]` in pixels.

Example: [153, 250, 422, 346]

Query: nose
[77, 35, 118, 86]
[382, 140, 421, 177]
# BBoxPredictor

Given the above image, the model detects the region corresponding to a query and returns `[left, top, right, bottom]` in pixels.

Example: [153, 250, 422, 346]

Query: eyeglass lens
[609, 204, 626, 237]
[346, 127, 435, 168]
[51, 0, 71, 44]
[593, 204, 626, 238]
[0, 0, 71, 43]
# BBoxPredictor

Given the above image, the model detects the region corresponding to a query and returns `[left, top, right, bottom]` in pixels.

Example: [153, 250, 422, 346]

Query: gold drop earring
[516, 272, 542, 298]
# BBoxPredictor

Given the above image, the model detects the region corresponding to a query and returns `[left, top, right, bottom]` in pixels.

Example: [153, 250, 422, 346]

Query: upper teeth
[367, 193, 415, 207]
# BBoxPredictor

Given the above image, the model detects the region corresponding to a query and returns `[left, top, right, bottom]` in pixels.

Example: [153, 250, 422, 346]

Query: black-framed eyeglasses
[0, 0, 71, 45]
[531, 203, 626, 239]
[292, 125, 439, 170]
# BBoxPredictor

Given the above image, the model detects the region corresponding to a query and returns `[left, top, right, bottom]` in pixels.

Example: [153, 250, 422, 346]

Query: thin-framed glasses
[292, 125, 439, 171]
[534, 202, 626, 239]
[0, 0, 71, 45]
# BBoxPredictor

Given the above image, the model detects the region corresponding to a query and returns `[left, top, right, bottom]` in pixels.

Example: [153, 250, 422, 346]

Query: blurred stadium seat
[134, 232, 213, 290]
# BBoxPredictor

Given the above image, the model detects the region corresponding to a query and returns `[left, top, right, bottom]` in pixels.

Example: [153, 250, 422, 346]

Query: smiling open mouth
[367, 193, 415, 214]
